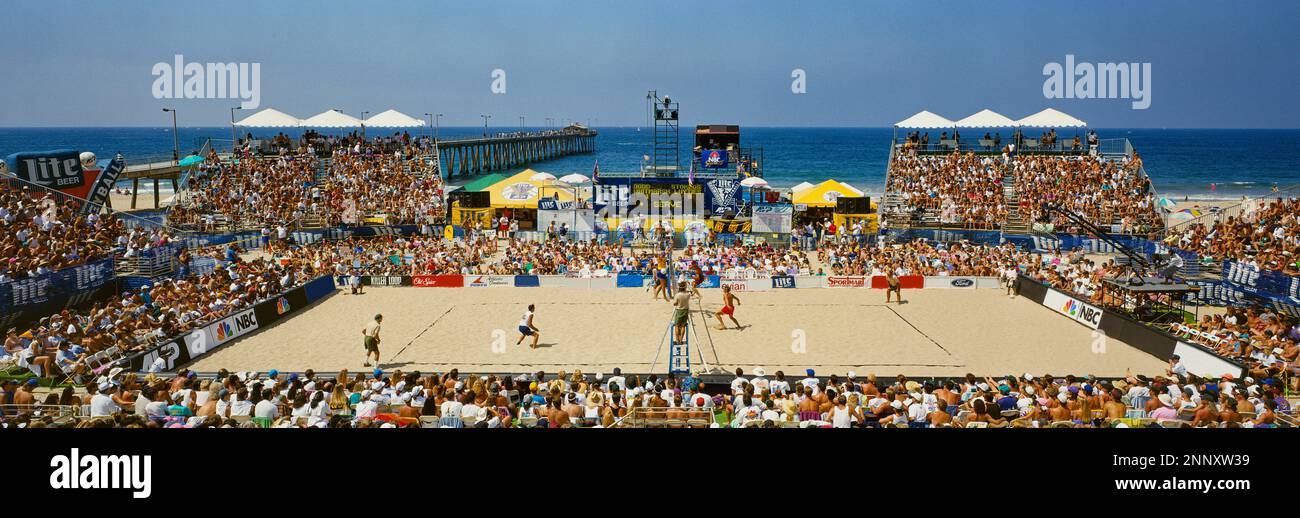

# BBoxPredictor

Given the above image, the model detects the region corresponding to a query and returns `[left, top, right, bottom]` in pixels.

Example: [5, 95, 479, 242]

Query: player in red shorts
[714, 285, 741, 330]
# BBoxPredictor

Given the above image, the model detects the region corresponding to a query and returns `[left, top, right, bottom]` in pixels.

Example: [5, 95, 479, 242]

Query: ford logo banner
[950, 278, 975, 288]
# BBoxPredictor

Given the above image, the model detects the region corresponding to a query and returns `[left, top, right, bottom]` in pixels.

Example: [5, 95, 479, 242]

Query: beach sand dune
[187, 286, 1166, 378]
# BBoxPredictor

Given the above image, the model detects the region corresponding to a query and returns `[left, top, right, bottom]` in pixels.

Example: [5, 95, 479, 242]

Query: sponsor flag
[592, 159, 600, 181]
[83, 155, 125, 215]
[688, 160, 695, 186]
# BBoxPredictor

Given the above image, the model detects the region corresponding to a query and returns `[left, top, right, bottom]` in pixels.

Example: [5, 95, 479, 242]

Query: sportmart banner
[0, 257, 117, 330]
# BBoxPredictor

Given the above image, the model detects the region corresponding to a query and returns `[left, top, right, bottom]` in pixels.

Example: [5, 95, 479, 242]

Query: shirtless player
[714, 285, 741, 330]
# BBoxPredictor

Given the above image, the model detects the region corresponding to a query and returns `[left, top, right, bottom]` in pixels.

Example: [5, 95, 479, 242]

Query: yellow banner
[708, 220, 751, 233]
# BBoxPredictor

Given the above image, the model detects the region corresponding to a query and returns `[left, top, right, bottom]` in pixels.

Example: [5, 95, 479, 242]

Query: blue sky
[0, 0, 1296, 127]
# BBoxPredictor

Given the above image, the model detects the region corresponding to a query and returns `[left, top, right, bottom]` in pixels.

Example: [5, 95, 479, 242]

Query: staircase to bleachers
[879, 192, 911, 229]
[1001, 172, 1031, 234]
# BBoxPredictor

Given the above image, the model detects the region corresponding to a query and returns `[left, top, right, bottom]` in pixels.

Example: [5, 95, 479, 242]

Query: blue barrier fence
[0, 258, 117, 329]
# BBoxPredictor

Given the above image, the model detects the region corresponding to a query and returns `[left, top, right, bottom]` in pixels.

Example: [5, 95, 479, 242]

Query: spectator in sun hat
[1150, 394, 1179, 421]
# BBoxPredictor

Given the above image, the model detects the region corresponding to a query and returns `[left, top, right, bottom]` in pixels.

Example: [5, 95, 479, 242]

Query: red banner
[412, 274, 464, 287]
[870, 275, 924, 289]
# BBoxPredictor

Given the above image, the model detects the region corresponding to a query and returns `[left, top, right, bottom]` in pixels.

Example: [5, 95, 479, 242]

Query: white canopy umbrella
[791, 181, 815, 192]
[363, 109, 425, 128]
[558, 173, 591, 185]
[955, 109, 1017, 128]
[894, 110, 955, 129]
[740, 177, 769, 188]
[530, 171, 557, 182]
[233, 108, 301, 127]
[300, 109, 363, 128]
[1016, 108, 1087, 128]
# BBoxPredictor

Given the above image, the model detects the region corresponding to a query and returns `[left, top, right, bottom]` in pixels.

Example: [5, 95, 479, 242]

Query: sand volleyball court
[187, 286, 1166, 377]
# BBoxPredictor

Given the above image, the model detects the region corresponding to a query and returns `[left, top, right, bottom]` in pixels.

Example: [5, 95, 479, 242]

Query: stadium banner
[794, 275, 824, 288]
[771, 275, 797, 289]
[178, 230, 262, 252]
[870, 275, 924, 289]
[699, 148, 729, 168]
[588, 277, 616, 289]
[364, 275, 410, 287]
[539, 276, 590, 288]
[976, 277, 1004, 289]
[466, 275, 514, 287]
[1041, 288, 1104, 329]
[1015, 275, 1048, 304]
[721, 269, 769, 280]
[923, 276, 980, 289]
[82, 155, 125, 215]
[131, 337, 190, 372]
[513, 275, 541, 287]
[744, 278, 772, 292]
[350, 225, 422, 237]
[826, 276, 867, 288]
[708, 219, 751, 233]
[303, 275, 336, 301]
[616, 273, 646, 288]
[0, 257, 116, 330]
[412, 274, 464, 287]
[720, 279, 749, 292]
[180, 307, 259, 359]
[4, 149, 101, 204]
[751, 203, 794, 234]
[253, 285, 311, 328]
[697, 274, 722, 289]
[1173, 341, 1245, 379]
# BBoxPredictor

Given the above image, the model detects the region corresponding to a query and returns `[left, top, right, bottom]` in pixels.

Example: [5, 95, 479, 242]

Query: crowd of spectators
[167, 154, 319, 230]
[885, 152, 1007, 229]
[169, 151, 444, 231]
[1014, 245, 1298, 386]
[4, 362, 1289, 428]
[1017, 153, 1160, 234]
[885, 149, 1161, 233]
[820, 239, 1029, 277]
[237, 130, 433, 159]
[0, 185, 131, 281]
[1164, 197, 1300, 276]
[1, 240, 321, 381]
[319, 235, 497, 277]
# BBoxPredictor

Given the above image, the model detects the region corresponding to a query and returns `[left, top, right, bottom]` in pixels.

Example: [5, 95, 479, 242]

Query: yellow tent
[485, 169, 579, 209]
[792, 179, 865, 208]
[790, 179, 863, 206]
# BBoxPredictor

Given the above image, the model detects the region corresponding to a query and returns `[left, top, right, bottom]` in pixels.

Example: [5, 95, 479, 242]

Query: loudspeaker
[836, 196, 871, 214]
[452, 191, 490, 208]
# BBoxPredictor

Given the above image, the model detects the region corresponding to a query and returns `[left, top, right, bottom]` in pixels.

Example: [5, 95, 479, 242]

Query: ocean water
[2, 126, 1297, 198]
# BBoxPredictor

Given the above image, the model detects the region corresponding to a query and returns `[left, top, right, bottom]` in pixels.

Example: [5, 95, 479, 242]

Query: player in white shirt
[515, 304, 541, 349]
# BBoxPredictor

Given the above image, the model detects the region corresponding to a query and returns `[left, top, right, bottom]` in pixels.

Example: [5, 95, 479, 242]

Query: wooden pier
[438, 127, 597, 177]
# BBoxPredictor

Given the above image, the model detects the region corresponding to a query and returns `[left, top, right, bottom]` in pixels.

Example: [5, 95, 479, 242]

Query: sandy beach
[187, 285, 1166, 378]
[108, 192, 175, 211]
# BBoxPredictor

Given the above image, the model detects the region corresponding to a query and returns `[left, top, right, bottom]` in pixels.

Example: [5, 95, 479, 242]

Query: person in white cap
[90, 381, 121, 417]
[750, 367, 769, 393]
